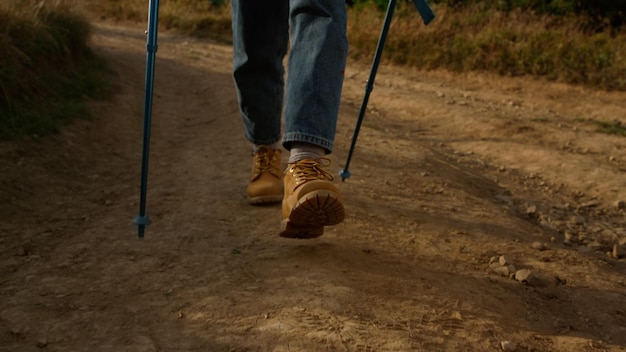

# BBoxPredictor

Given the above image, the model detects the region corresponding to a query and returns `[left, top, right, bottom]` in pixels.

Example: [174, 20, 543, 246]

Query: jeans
[231, 0, 348, 153]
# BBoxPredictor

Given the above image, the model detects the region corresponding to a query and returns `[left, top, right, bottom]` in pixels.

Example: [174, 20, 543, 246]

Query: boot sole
[279, 190, 345, 239]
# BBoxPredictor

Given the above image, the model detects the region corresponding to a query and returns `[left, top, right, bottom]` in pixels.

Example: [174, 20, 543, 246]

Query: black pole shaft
[135, 0, 160, 238]
[340, 0, 397, 181]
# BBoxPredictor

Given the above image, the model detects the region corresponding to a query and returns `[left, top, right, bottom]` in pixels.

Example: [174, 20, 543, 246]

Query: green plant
[593, 120, 626, 137]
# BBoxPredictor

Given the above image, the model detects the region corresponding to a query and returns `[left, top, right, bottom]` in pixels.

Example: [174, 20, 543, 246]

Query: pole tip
[133, 215, 151, 238]
[339, 169, 351, 182]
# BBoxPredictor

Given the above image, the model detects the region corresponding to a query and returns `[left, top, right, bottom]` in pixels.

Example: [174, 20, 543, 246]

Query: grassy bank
[85, 0, 231, 42]
[350, 2, 626, 90]
[0, 1, 112, 140]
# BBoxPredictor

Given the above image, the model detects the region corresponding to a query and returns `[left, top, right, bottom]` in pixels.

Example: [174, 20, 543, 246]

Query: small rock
[616, 200, 626, 210]
[526, 205, 538, 217]
[17, 241, 32, 256]
[580, 201, 599, 208]
[613, 244, 624, 259]
[531, 241, 546, 251]
[499, 255, 511, 266]
[36, 338, 48, 348]
[501, 340, 517, 351]
[507, 265, 517, 276]
[490, 263, 510, 277]
[564, 231, 576, 244]
[515, 269, 534, 283]
[586, 241, 605, 250]
[571, 216, 585, 226]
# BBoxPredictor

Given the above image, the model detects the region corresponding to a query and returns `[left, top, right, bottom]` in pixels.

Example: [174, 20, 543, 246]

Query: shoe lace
[254, 148, 280, 176]
[290, 158, 334, 185]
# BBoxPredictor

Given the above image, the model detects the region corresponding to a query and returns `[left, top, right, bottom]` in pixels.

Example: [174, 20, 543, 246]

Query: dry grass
[0, 0, 111, 139]
[84, 0, 232, 42]
[350, 3, 626, 90]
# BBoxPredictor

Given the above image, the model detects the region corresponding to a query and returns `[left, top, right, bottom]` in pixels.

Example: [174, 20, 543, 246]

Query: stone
[499, 255, 511, 266]
[526, 205, 538, 216]
[36, 338, 48, 348]
[490, 263, 510, 277]
[501, 340, 517, 351]
[507, 265, 517, 279]
[515, 269, 534, 283]
[586, 241, 605, 250]
[531, 241, 546, 251]
[564, 232, 576, 244]
[571, 216, 585, 225]
[17, 241, 32, 256]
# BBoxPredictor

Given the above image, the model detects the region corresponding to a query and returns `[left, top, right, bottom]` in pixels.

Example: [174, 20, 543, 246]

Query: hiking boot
[247, 146, 283, 204]
[279, 158, 345, 239]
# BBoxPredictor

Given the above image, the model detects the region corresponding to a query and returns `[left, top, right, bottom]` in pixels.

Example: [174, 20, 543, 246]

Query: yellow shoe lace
[254, 147, 281, 177]
[289, 158, 334, 186]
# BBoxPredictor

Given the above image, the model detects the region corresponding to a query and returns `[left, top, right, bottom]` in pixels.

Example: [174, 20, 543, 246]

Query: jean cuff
[283, 133, 333, 154]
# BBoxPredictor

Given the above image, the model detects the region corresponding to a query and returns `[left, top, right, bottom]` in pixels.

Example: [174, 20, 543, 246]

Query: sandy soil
[1, 22, 626, 351]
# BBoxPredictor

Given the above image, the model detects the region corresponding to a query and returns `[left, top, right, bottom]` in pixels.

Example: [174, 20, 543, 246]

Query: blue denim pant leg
[283, 0, 348, 153]
[231, 0, 289, 146]
[231, 0, 347, 152]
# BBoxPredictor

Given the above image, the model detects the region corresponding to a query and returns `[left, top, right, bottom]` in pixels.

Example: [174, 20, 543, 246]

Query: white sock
[288, 142, 325, 163]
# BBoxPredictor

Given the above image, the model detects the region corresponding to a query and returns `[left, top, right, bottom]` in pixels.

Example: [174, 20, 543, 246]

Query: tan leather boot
[279, 158, 345, 239]
[247, 146, 283, 204]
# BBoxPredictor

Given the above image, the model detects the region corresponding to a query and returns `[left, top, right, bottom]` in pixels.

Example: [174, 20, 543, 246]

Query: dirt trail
[1, 22, 626, 351]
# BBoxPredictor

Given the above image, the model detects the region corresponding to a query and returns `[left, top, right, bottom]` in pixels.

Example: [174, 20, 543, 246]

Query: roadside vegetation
[0, 0, 112, 140]
[350, 0, 626, 91]
[84, 0, 232, 42]
[87, 0, 625, 91]
[1, 0, 624, 139]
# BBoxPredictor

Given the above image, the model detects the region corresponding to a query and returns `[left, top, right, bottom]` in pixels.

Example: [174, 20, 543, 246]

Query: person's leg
[282, 0, 348, 153]
[231, 0, 289, 146]
[280, 0, 348, 238]
[231, 0, 289, 204]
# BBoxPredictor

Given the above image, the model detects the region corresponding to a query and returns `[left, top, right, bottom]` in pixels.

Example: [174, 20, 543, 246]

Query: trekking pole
[133, 0, 160, 238]
[339, 0, 434, 181]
